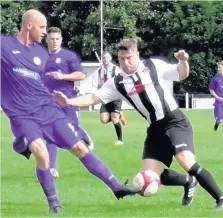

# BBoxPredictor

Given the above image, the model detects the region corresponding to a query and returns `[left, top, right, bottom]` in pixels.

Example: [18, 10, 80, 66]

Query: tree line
[1, 1, 223, 94]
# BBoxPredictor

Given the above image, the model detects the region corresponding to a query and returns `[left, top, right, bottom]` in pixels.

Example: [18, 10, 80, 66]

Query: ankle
[217, 196, 223, 202]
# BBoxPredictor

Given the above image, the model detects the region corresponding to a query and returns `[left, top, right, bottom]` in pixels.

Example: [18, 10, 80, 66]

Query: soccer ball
[133, 170, 161, 197]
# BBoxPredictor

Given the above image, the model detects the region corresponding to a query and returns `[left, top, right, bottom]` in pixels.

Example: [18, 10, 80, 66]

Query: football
[133, 170, 161, 197]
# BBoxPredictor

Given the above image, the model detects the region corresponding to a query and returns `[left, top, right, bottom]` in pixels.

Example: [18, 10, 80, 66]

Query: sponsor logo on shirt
[13, 68, 40, 80]
[128, 84, 145, 96]
[12, 50, 21, 54]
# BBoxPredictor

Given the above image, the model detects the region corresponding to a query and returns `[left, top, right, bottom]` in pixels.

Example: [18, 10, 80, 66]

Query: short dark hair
[117, 38, 138, 51]
[47, 27, 62, 34]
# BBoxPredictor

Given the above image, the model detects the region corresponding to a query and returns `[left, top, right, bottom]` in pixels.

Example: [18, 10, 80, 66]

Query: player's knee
[100, 115, 110, 124]
[100, 118, 109, 124]
[111, 113, 120, 123]
[142, 159, 165, 176]
[175, 150, 196, 171]
[29, 139, 49, 168]
[69, 141, 89, 158]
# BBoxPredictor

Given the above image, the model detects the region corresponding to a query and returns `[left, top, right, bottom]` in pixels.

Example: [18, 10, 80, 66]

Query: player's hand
[216, 96, 223, 102]
[50, 71, 64, 80]
[53, 90, 68, 106]
[174, 50, 189, 61]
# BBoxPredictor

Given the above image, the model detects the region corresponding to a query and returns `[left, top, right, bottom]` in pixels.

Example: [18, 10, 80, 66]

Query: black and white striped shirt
[97, 63, 120, 88]
[95, 58, 179, 124]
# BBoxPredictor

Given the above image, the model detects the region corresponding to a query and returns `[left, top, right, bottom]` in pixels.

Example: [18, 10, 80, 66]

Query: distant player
[97, 52, 127, 146]
[43, 27, 94, 177]
[1, 10, 140, 214]
[209, 61, 223, 131]
[54, 38, 223, 209]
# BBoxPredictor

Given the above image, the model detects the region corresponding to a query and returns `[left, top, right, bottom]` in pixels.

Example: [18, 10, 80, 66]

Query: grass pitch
[1, 110, 223, 217]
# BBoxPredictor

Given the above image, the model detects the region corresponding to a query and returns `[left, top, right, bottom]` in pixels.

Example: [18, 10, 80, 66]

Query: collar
[103, 63, 114, 71]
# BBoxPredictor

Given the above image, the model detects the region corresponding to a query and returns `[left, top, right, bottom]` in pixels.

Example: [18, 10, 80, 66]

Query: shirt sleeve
[67, 52, 84, 73]
[209, 75, 217, 91]
[95, 78, 123, 104]
[151, 58, 180, 81]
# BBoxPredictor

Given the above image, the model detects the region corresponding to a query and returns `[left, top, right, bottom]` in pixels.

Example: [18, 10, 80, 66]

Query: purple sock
[36, 168, 61, 207]
[46, 143, 58, 169]
[80, 152, 121, 191]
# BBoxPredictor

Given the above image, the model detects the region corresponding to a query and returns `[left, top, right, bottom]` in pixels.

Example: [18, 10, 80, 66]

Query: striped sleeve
[151, 58, 180, 81]
[95, 78, 123, 104]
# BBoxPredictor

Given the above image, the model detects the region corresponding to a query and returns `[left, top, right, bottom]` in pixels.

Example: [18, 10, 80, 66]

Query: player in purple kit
[44, 27, 94, 177]
[1, 9, 140, 214]
[209, 61, 223, 131]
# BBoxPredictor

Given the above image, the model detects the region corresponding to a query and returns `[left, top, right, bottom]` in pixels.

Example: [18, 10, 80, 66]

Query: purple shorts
[61, 106, 79, 126]
[214, 104, 223, 122]
[10, 106, 86, 149]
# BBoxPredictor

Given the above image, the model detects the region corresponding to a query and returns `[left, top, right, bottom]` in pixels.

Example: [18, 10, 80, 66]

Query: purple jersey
[44, 48, 83, 99]
[209, 73, 223, 104]
[1, 36, 65, 123]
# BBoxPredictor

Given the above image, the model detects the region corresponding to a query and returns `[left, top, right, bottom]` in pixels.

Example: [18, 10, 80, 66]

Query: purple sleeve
[209, 75, 217, 91]
[67, 52, 84, 73]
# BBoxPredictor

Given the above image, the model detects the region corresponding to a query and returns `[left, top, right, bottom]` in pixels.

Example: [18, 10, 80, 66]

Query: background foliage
[1, 0, 223, 93]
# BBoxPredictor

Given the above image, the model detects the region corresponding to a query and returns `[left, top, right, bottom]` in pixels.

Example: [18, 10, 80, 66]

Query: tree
[1, 1, 222, 94]
[1, 1, 40, 35]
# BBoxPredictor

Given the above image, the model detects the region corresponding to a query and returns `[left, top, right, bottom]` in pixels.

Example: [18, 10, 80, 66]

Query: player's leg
[99, 104, 111, 124]
[11, 120, 32, 159]
[143, 125, 196, 206]
[167, 110, 223, 209]
[176, 150, 223, 209]
[120, 111, 127, 126]
[111, 111, 123, 145]
[12, 135, 59, 179]
[214, 104, 223, 131]
[17, 118, 61, 214]
[100, 103, 123, 145]
[52, 118, 140, 199]
[111, 100, 123, 145]
[63, 107, 94, 150]
[46, 143, 59, 179]
[29, 138, 61, 214]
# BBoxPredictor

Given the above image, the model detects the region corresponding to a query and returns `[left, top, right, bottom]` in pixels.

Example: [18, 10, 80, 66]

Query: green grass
[1, 110, 223, 217]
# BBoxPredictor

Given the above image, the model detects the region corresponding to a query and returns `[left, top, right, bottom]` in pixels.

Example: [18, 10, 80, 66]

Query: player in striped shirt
[54, 38, 223, 209]
[97, 52, 127, 145]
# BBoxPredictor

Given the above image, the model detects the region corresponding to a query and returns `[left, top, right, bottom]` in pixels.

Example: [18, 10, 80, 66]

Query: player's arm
[175, 50, 190, 80]
[54, 91, 102, 107]
[63, 53, 86, 81]
[60, 71, 85, 81]
[209, 77, 223, 101]
[210, 89, 223, 101]
[155, 50, 189, 81]
[54, 78, 122, 107]
[52, 52, 86, 81]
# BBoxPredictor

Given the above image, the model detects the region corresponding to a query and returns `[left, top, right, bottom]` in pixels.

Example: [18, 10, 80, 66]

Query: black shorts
[142, 109, 195, 168]
[100, 100, 122, 114]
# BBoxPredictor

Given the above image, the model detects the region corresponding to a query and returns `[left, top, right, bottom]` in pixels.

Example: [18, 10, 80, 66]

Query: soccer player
[54, 38, 223, 209]
[1, 10, 140, 214]
[43, 26, 94, 177]
[209, 61, 223, 131]
[97, 51, 127, 145]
